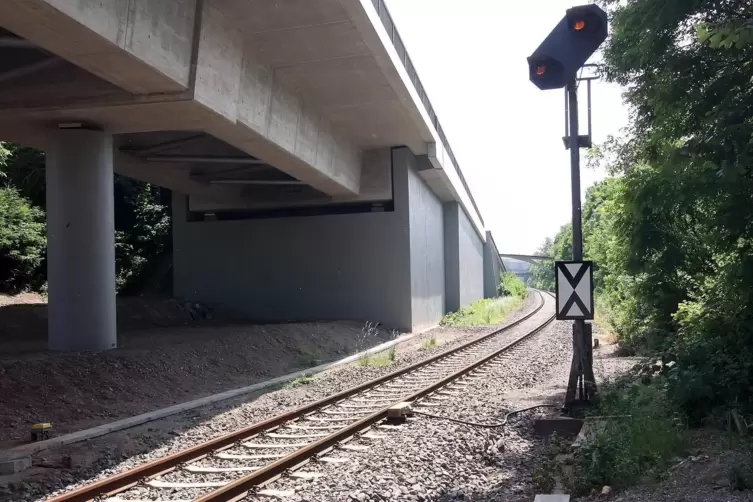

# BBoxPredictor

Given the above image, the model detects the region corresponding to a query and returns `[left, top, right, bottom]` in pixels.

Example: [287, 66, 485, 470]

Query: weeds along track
[47, 291, 556, 502]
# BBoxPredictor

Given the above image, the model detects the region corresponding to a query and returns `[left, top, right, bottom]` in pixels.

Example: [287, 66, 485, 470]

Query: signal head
[527, 4, 608, 90]
[566, 5, 607, 36]
[528, 56, 564, 90]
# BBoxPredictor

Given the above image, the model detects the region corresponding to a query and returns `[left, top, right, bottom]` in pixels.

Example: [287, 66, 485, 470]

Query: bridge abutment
[171, 147, 451, 332]
[443, 202, 484, 313]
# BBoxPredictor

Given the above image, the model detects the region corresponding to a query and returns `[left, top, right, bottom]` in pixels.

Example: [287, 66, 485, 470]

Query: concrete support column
[46, 129, 117, 352]
[483, 231, 502, 299]
[444, 202, 460, 313]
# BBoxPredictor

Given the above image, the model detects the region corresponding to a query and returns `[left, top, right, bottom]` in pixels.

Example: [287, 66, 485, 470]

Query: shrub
[569, 377, 686, 493]
[114, 180, 171, 293]
[0, 187, 46, 292]
[498, 272, 527, 299]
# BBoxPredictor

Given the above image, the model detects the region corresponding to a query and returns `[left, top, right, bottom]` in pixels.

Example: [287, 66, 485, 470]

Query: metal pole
[564, 78, 592, 405]
[568, 79, 583, 261]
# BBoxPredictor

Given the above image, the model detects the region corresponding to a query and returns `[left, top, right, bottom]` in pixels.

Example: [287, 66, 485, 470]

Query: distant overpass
[499, 254, 555, 265]
[0, 0, 504, 351]
[499, 254, 554, 285]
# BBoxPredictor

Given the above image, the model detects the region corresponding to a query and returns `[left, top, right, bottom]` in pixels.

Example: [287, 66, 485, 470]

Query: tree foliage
[535, 0, 753, 419]
[0, 186, 46, 292]
[113, 179, 172, 292]
[498, 271, 527, 299]
[697, 18, 753, 49]
[530, 237, 555, 292]
[0, 142, 171, 294]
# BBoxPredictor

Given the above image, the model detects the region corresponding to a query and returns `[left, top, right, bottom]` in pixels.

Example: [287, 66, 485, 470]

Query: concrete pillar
[483, 231, 502, 299]
[444, 202, 460, 313]
[46, 129, 117, 352]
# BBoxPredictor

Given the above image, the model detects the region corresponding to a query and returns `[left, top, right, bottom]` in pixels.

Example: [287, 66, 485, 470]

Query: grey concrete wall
[444, 202, 484, 312]
[172, 148, 413, 330]
[457, 205, 484, 308]
[484, 231, 503, 299]
[443, 203, 460, 313]
[402, 149, 445, 331]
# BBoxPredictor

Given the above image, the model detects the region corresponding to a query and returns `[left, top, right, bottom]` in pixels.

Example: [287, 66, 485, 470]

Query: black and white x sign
[555, 261, 594, 320]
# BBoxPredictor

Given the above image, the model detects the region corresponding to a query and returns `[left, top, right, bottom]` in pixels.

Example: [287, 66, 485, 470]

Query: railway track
[47, 291, 556, 502]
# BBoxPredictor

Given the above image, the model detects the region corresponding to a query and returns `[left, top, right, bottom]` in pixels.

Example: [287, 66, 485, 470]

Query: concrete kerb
[0, 330, 424, 472]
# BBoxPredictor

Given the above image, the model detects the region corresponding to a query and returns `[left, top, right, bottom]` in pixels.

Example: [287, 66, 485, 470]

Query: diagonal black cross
[558, 263, 590, 316]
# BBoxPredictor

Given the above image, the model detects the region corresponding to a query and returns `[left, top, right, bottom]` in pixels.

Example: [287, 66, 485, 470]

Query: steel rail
[46, 291, 548, 502]
[196, 294, 557, 501]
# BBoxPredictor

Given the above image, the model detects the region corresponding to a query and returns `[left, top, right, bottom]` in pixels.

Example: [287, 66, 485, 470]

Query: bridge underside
[0, 0, 502, 350]
[26, 128, 503, 351]
[0, 0, 434, 200]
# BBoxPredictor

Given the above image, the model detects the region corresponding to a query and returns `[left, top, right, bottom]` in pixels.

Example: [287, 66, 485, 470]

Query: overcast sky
[384, 0, 630, 254]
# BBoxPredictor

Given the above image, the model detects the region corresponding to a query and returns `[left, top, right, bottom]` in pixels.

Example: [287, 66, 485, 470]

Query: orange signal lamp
[536, 65, 547, 76]
[574, 20, 586, 31]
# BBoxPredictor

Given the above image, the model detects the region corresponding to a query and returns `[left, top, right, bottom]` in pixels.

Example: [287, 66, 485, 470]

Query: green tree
[114, 179, 171, 291]
[530, 237, 555, 291]
[0, 186, 46, 292]
[0, 142, 172, 294]
[558, 0, 753, 417]
[697, 18, 753, 49]
[0, 144, 46, 207]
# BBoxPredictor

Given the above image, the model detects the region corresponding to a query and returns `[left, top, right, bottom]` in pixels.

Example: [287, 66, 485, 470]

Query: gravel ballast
[263, 294, 566, 502]
[2, 295, 542, 501]
[5, 294, 738, 502]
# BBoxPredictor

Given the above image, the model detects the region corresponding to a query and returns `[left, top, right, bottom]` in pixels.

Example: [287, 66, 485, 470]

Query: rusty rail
[196, 297, 556, 501]
[46, 291, 549, 502]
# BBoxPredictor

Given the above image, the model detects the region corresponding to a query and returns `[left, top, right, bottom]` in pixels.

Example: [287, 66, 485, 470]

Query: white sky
[384, 0, 630, 254]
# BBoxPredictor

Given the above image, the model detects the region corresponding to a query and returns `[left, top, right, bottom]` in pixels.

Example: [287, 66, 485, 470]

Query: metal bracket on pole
[562, 74, 597, 149]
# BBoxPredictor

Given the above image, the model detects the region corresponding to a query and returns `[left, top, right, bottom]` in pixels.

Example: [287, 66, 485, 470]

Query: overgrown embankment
[528, 0, 753, 424]
[529, 0, 753, 494]
[441, 272, 528, 327]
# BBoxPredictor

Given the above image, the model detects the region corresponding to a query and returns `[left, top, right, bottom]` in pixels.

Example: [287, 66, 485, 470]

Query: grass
[566, 376, 687, 494]
[287, 375, 314, 388]
[593, 295, 619, 345]
[294, 349, 324, 369]
[357, 345, 397, 367]
[440, 296, 523, 327]
[422, 336, 438, 350]
[356, 321, 381, 353]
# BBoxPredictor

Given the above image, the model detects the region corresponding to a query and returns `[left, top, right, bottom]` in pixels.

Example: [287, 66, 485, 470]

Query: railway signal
[527, 5, 608, 90]
[527, 4, 608, 409]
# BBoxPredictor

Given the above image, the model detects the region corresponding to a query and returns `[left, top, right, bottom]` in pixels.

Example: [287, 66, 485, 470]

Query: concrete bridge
[499, 254, 553, 284]
[499, 254, 555, 265]
[0, 0, 504, 351]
